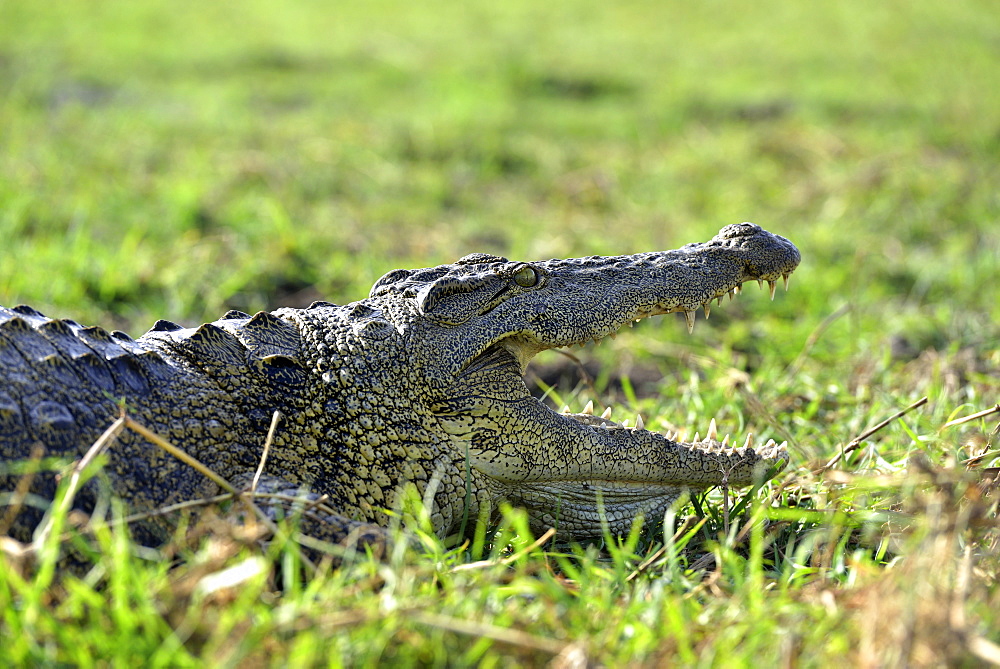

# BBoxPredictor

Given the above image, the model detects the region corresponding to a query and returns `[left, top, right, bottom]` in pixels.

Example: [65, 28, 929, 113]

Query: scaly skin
[0, 222, 799, 544]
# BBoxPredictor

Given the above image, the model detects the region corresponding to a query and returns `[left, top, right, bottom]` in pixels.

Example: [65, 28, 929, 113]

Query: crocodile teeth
[635, 414, 644, 431]
[693, 431, 700, 442]
[783, 273, 791, 291]
[716, 295, 724, 306]
[684, 310, 696, 334]
[768, 280, 777, 300]
[582, 400, 594, 415]
[560, 405, 571, 414]
[721, 434, 730, 447]
[743, 433, 755, 449]
[608, 332, 617, 340]
[706, 417, 718, 440]
[601, 406, 613, 420]
[733, 285, 742, 295]
[703, 302, 711, 319]
[757, 279, 764, 290]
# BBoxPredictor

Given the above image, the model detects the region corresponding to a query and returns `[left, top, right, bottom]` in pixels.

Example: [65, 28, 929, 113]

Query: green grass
[1, 0, 999, 665]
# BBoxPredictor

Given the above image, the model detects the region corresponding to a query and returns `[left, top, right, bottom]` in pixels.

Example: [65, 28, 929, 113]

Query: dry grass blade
[114, 493, 238, 527]
[942, 404, 1000, 429]
[123, 416, 320, 573]
[721, 469, 731, 537]
[410, 611, 570, 656]
[124, 417, 238, 494]
[31, 414, 126, 551]
[783, 303, 850, 382]
[552, 348, 598, 397]
[251, 410, 282, 493]
[452, 527, 556, 572]
[819, 396, 928, 472]
[257, 492, 337, 517]
[41, 413, 321, 573]
[968, 637, 1000, 665]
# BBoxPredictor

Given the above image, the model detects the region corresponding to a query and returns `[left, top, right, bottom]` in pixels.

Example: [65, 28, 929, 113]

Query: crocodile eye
[513, 266, 540, 288]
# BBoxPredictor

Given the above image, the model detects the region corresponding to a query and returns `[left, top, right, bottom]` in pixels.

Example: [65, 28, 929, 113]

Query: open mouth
[444, 274, 791, 504]
[501, 276, 789, 454]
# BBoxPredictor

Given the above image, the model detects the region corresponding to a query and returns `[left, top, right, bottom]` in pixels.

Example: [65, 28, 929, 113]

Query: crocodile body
[1, 223, 799, 546]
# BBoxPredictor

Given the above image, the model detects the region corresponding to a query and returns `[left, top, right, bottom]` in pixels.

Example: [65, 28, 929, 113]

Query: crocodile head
[369, 222, 800, 538]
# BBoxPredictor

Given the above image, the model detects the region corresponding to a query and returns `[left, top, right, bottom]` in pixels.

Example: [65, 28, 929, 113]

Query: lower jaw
[506, 486, 688, 537]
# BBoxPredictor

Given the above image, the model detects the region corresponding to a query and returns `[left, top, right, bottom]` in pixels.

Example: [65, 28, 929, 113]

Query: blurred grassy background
[1, 0, 997, 412]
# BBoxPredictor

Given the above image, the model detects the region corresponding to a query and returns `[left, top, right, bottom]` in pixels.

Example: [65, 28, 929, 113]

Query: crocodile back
[0, 305, 245, 541]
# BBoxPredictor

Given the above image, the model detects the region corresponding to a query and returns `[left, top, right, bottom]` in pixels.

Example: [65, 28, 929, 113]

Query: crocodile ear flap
[369, 269, 414, 298]
[416, 275, 503, 326]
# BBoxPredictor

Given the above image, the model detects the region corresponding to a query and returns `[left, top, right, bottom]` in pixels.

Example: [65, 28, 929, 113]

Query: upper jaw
[457, 262, 796, 377]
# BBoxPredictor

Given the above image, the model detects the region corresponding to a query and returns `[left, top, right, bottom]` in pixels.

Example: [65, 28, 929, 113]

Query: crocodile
[0, 222, 799, 548]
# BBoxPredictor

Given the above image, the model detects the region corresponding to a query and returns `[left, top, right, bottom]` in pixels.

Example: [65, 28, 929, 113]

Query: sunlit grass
[1, 0, 998, 665]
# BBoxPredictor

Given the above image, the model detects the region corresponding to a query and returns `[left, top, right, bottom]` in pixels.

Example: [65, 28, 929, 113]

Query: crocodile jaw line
[471, 275, 791, 485]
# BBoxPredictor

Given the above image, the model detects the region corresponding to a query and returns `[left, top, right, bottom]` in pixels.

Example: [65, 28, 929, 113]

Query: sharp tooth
[707, 418, 718, 440]
[716, 295, 724, 306]
[782, 273, 790, 291]
[693, 431, 700, 442]
[622, 419, 630, 428]
[721, 434, 730, 447]
[768, 280, 777, 300]
[635, 414, 644, 430]
[601, 406, 613, 419]
[582, 400, 594, 415]
[734, 285, 742, 295]
[666, 430, 675, 440]
[757, 279, 764, 290]
[609, 332, 617, 340]
[743, 433, 754, 449]
[560, 405, 571, 414]
[684, 310, 696, 334]
[703, 302, 711, 319]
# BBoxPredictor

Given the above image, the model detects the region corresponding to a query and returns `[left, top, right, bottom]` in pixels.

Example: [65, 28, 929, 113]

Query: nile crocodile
[1, 222, 799, 547]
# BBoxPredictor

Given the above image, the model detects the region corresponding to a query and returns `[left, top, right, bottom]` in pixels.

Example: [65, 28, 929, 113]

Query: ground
[1, 0, 999, 665]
